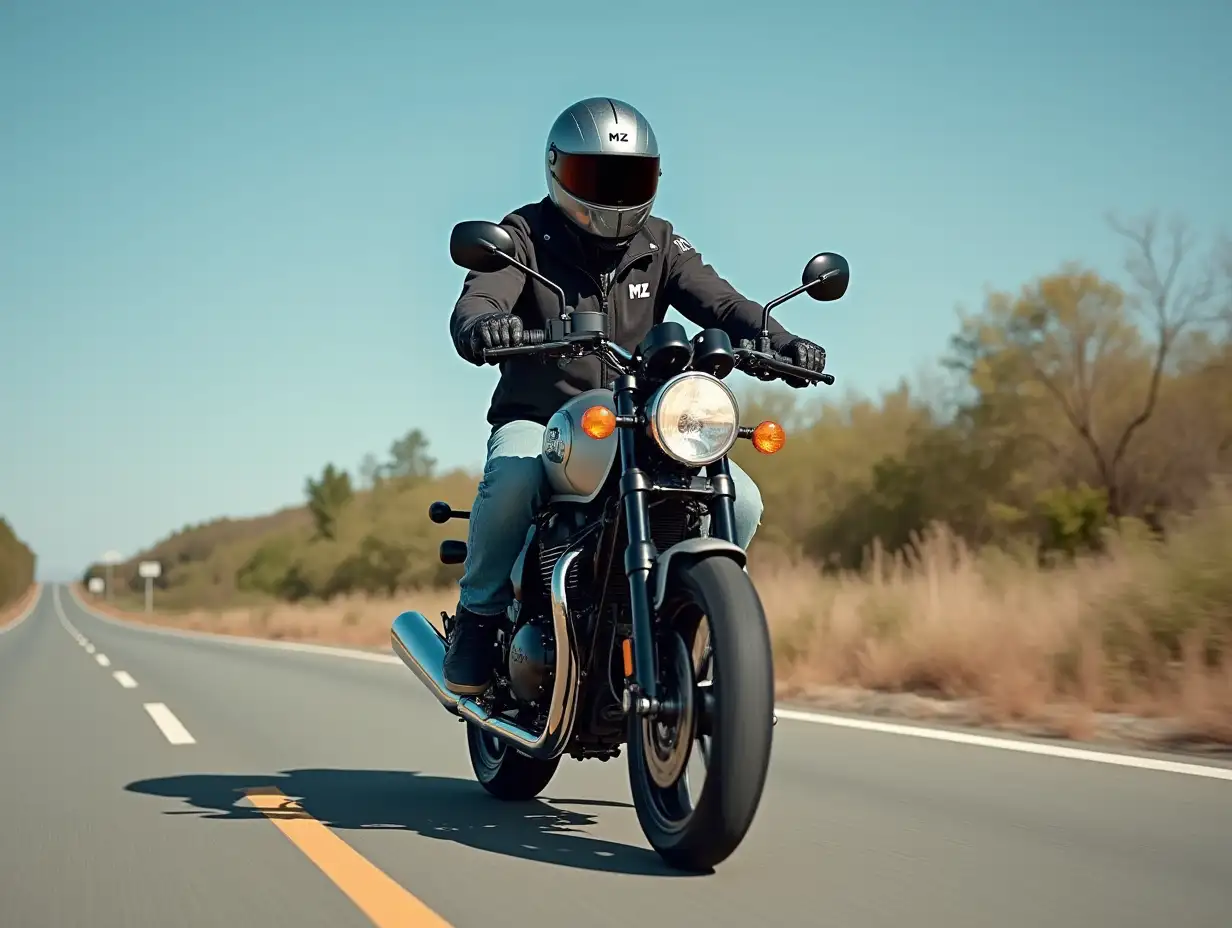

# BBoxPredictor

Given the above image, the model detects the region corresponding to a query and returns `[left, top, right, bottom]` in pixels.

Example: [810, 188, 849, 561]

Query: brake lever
[734, 346, 834, 386]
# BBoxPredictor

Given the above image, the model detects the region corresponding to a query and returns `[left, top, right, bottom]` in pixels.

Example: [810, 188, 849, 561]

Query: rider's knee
[478, 453, 548, 510]
[732, 470, 764, 523]
[728, 466, 764, 550]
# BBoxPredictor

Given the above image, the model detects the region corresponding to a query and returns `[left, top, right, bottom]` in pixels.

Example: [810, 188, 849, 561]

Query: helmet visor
[552, 151, 660, 209]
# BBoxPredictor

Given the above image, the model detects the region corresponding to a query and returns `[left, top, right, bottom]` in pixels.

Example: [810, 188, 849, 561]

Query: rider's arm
[448, 218, 529, 363]
[663, 233, 795, 350]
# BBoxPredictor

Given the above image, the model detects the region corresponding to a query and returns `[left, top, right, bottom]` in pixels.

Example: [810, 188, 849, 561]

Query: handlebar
[482, 328, 570, 361]
[482, 330, 558, 359]
[736, 347, 836, 386]
[481, 329, 833, 387]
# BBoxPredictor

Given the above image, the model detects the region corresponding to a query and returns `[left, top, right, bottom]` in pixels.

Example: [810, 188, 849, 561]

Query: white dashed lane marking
[143, 703, 196, 745]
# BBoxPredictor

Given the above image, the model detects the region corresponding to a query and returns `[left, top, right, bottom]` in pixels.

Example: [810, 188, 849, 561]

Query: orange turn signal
[751, 420, 786, 454]
[581, 405, 616, 440]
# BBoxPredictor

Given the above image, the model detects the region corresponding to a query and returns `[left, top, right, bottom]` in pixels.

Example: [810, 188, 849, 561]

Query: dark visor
[552, 150, 660, 208]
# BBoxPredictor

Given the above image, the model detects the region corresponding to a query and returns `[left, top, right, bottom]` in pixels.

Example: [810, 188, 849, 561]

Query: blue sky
[2, 0, 1229, 580]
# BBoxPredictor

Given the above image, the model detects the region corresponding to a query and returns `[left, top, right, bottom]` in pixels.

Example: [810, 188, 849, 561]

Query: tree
[0, 517, 36, 607]
[947, 213, 1224, 520]
[385, 429, 436, 482]
[304, 464, 354, 540]
[357, 452, 383, 489]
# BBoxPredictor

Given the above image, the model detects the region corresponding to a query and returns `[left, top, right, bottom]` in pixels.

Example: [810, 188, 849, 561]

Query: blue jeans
[457, 419, 764, 616]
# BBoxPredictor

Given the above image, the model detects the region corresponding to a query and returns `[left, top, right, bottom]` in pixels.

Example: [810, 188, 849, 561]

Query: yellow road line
[245, 787, 454, 927]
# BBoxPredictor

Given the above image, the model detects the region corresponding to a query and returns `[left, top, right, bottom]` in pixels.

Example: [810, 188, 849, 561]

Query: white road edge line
[53, 586, 99, 657]
[62, 584, 1232, 782]
[95, 653, 111, 667]
[143, 703, 195, 745]
[774, 710, 1232, 782]
[0, 585, 43, 636]
[113, 671, 138, 689]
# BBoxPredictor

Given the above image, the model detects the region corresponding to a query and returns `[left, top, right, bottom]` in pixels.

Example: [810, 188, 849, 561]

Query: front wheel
[627, 555, 775, 872]
[467, 722, 560, 801]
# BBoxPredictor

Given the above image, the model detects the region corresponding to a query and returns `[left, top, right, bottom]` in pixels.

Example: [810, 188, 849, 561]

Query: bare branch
[1022, 347, 1112, 488]
[1100, 212, 1222, 509]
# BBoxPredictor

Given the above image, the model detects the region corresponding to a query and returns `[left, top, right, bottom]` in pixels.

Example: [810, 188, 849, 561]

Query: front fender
[650, 537, 747, 612]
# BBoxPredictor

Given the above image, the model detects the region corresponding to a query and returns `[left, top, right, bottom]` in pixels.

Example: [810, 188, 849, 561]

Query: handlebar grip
[742, 349, 835, 386]
[482, 333, 568, 362]
[478, 328, 546, 362]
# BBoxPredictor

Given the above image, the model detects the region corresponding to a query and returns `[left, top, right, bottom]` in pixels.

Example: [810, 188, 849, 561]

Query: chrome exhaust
[390, 610, 460, 713]
[389, 548, 582, 761]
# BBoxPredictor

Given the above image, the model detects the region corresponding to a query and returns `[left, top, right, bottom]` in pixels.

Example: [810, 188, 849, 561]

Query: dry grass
[80, 586, 456, 648]
[762, 503, 1232, 746]
[0, 584, 40, 628]
[76, 491, 1232, 746]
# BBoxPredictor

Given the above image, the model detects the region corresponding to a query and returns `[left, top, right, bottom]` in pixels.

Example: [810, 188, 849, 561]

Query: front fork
[614, 375, 738, 715]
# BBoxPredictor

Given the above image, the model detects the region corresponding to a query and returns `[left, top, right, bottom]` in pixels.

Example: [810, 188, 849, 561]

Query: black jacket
[450, 197, 800, 429]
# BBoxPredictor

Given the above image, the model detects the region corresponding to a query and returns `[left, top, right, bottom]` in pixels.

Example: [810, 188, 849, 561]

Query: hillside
[83, 455, 481, 611]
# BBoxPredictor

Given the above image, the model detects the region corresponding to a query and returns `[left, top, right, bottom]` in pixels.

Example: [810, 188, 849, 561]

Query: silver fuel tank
[541, 389, 619, 504]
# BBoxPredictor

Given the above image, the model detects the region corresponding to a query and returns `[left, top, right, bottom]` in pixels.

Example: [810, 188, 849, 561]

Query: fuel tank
[541, 389, 619, 503]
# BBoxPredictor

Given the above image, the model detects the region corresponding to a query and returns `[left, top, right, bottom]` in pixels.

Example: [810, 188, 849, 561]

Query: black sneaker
[443, 609, 499, 696]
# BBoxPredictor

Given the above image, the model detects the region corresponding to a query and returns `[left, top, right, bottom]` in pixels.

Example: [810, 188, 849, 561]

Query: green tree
[357, 452, 383, 489]
[304, 464, 354, 540]
[385, 428, 436, 481]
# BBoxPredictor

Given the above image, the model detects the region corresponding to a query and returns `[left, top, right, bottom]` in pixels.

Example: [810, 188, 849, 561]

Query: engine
[506, 621, 555, 704]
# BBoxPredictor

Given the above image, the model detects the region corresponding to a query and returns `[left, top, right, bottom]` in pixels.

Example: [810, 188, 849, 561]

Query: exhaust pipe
[390, 611, 460, 713]
[390, 548, 582, 761]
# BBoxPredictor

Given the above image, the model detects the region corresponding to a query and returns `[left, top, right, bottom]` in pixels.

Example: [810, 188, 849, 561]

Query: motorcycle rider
[443, 97, 827, 696]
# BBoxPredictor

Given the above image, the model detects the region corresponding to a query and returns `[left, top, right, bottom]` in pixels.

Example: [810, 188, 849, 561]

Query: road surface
[1, 585, 1230, 927]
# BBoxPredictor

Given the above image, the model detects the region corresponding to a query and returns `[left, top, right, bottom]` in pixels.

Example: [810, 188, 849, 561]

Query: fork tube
[707, 456, 737, 543]
[614, 374, 657, 702]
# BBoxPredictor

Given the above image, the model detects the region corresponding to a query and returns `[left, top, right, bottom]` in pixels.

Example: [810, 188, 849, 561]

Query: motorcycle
[390, 218, 849, 872]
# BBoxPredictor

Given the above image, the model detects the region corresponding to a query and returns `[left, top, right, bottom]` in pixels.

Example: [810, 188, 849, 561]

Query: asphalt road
[2, 584, 1231, 927]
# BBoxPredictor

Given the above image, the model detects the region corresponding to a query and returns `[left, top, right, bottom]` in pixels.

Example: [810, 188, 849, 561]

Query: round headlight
[646, 372, 740, 466]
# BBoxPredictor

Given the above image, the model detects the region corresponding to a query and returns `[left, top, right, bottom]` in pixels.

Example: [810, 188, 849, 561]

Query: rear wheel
[466, 722, 560, 801]
[627, 555, 775, 872]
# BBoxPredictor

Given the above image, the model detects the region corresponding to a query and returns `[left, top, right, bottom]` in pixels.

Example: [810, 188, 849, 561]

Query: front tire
[466, 722, 560, 801]
[627, 555, 775, 872]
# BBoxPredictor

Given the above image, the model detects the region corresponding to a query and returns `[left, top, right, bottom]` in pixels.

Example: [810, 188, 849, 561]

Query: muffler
[390, 611, 460, 713]
[389, 549, 582, 761]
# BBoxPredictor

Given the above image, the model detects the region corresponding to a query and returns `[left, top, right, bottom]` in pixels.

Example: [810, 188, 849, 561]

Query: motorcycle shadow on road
[125, 768, 701, 877]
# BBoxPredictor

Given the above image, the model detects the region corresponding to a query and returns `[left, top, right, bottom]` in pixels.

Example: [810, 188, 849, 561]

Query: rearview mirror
[450, 220, 517, 273]
[802, 252, 850, 302]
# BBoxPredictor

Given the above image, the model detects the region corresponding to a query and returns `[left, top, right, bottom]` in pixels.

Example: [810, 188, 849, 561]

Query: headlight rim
[645, 370, 741, 467]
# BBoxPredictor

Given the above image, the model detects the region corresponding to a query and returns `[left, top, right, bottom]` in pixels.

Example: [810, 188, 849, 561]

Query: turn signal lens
[751, 420, 786, 454]
[581, 405, 617, 439]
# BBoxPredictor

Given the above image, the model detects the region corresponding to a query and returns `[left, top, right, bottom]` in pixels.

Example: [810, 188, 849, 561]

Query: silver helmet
[545, 97, 660, 242]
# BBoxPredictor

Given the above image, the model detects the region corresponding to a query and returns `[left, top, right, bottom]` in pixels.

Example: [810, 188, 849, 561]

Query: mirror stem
[760, 278, 817, 347]
[485, 247, 570, 320]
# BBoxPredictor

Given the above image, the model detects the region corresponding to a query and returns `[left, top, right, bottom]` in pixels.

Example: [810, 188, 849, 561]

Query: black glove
[779, 337, 826, 388]
[462, 312, 523, 363]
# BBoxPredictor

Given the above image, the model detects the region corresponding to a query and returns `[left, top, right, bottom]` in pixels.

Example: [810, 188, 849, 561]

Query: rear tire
[467, 722, 560, 801]
[627, 555, 775, 872]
